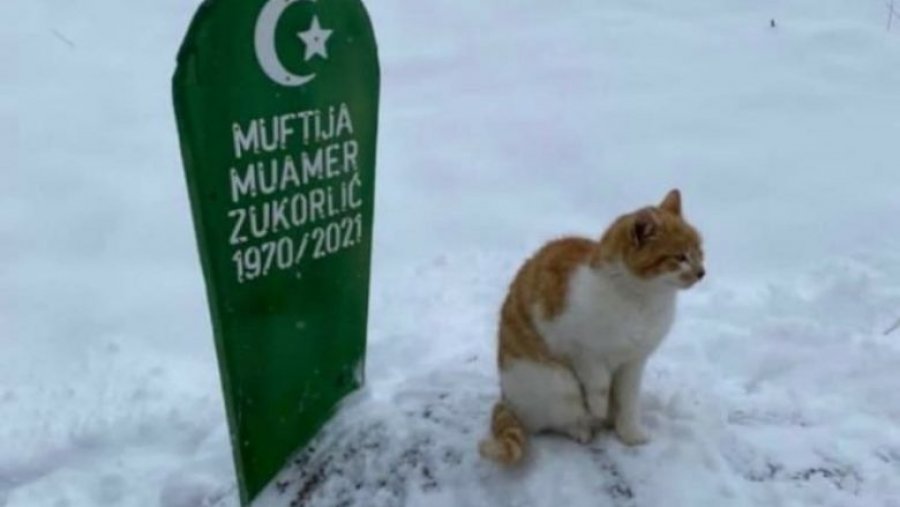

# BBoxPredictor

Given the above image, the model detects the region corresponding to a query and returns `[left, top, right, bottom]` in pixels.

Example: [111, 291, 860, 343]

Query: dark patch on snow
[588, 447, 636, 506]
[727, 409, 811, 428]
[724, 446, 862, 495]
[266, 370, 490, 507]
[287, 425, 459, 506]
[788, 464, 862, 493]
[743, 461, 783, 482]
[874, 446, 900, 467]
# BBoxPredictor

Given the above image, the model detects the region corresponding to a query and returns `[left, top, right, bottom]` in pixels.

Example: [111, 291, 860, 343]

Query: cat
[479, 189, 704, 464]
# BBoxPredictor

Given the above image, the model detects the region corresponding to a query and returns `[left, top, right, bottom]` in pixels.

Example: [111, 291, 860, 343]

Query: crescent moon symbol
[255, 0, 315, 87]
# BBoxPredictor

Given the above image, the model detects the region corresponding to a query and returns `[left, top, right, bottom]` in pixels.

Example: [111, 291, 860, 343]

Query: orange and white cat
[479, 189, 704, 464]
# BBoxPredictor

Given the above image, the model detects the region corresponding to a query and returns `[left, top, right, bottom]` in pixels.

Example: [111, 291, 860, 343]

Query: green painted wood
[172, 0, 379, 502]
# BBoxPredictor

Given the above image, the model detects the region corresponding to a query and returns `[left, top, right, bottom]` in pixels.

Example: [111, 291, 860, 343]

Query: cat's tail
[478, 401, 527, 465]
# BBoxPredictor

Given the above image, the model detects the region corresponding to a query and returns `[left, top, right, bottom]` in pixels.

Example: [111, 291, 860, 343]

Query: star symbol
[297, 16, 332, 61]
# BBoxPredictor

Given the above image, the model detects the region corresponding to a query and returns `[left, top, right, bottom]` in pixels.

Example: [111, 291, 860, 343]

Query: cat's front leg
[612, 358, 649, 446]
[571, 359, 612, 428]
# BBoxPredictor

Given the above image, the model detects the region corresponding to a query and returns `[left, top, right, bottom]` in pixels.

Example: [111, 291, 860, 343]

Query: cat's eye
[674, 253, 688, 262]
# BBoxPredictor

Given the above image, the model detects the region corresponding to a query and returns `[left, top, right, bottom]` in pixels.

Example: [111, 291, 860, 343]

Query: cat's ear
[631, 209, 660, 247]
[660, 189, 682, 216]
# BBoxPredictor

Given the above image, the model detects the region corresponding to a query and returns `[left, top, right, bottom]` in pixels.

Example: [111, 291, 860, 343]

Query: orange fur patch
[479, 402, 527, 464]
[497, 238, 593, 367]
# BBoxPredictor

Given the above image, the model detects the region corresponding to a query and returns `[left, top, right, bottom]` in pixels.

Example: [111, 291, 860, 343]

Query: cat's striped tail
[479, 401, 527, 465]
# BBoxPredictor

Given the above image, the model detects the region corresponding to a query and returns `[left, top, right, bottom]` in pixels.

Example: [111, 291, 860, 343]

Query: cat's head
[598, 189, 705, 289]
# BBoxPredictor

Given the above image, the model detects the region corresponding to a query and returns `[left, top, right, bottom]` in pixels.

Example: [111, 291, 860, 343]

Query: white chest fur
[535, 264, 677, 368]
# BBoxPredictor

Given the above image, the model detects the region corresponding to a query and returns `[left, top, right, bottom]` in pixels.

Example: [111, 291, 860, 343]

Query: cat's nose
[696, 268, 706, 280]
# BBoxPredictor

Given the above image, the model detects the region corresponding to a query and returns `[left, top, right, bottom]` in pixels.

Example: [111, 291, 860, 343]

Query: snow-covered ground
[3, 0, 900, 506]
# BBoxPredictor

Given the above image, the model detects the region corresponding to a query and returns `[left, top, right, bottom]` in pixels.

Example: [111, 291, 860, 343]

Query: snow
[2, 0, 900, 506]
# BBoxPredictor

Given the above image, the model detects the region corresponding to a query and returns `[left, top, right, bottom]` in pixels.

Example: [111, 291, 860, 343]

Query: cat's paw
[615, 424, 649, 446]
[564, 420, 594, 444]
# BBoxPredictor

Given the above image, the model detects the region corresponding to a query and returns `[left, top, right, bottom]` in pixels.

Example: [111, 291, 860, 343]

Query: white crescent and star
[254, 0, 333, 87]
[298, 16, 332, 61]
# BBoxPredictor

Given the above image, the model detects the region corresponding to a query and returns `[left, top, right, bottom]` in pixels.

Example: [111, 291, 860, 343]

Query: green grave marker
[172, 0, 379, 503]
